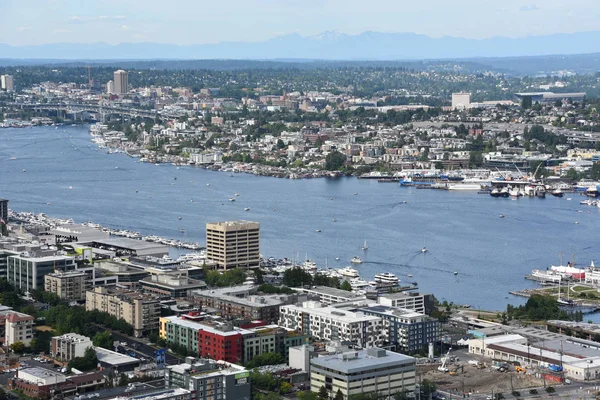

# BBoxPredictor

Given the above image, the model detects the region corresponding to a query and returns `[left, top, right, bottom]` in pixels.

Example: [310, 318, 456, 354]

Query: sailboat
[361, 240, 368, 251]
[557, 280, 575, 306]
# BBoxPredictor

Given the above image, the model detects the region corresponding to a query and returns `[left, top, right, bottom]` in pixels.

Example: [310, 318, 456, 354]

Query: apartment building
[192, 285, 306, 322]
[377, 292, 435, 315]
[85, 286, 160, 337]
[357, 305, 440, 353]
[4, 311, 35, 347]
[165, 357, 250, 400]
[310, 348, 416, 400]
[205, 221, 260, 270]
[50, 333, 93, 361]
[242, 324, 309, 364]
[44, 270, 87, 301]
[279, 301, 384, 348]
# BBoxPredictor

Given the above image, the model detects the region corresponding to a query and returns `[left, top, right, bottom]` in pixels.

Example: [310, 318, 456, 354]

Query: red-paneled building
[197, 326, 243, 364]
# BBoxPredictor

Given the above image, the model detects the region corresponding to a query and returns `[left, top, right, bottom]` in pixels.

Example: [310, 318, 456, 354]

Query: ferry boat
[338, 267, 360, 278]
[531, 269, 562, 283]
[350, 256, 363, 264]
[374, 272, 400, 285]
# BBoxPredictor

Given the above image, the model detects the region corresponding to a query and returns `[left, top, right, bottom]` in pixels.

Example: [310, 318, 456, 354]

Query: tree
[9, 342, 25, 354]
[334, 389, 344, 400]
[521, 96, 532, 109]
[68, 346, 98, 372]
[277, 139, 286, 149]
[340, 280, 352, 291]
[298, 392, 319, 400]
[93, 331, 114, 349]
[545, 386, 556, 394]
[420, 379, 437, 398]
[469, 151, 483, 168]
[325, 151, 346, 171]
[245, 352, 284, 369]
[282, 267, 313, 287]
[318, 386, 329, 400]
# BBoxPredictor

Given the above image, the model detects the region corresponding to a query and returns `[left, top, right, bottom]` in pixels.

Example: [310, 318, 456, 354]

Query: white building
[106, 80, 115, 94]
[452, 92, 471, 110]
[3, 311, 35, 347]
[279, 301, 384, 348]
[1, 75, 14, 91]
[17, 367, 66, 386]
[51, 333, 93, 361]
[377, 292, 430, 314]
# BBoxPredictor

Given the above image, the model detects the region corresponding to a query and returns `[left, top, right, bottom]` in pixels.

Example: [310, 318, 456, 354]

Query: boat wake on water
[362, 260, 462, 276]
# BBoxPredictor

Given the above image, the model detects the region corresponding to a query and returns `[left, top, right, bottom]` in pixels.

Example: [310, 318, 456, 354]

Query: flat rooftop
[19, 367, 65, 379]
[95, 347, 139, 366]
[293, 285, 364, 299]
[86, 238, 168, 252]
[111, 388, 191, 400]
[311, 348, 414, 374]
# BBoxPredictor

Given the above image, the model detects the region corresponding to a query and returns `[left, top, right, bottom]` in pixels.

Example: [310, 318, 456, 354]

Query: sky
[2, 0, 600, 46]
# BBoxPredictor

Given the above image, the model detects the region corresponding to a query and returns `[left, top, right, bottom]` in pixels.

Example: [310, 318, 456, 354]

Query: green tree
[9, 342, 25, 354]
[340, 280, 352, 291]
[282, 267, 313, 287]
[277, 139, 286, 149]
[68, 347, 98, 372]
[298, 392, 319, 400]
[325, 151, 346, 170]
[545, 387, 555, 394]
[318, 386, 329, 400]
[469, 151, 483, 168]
[245, 352, 285, 369]
[93, 331, 114, 349]
[334, 389, 344, 400]
[420, 379, 437, 398]
[521, 96, 532, 109]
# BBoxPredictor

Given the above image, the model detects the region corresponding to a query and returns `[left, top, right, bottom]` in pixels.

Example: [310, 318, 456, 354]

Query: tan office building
[206, 221, 260, 270]
[113, 70, 128, 95]
[85, 286, 160, 337]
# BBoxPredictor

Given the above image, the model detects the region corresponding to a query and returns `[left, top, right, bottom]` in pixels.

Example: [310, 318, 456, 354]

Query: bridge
[8, 102, 185, 120]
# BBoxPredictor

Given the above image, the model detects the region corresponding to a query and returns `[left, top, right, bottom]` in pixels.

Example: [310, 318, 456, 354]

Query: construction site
[417, 349, 546, 396]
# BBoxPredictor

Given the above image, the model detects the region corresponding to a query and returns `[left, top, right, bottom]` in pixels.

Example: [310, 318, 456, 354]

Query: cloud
[519, 4, 540, 12]
[53, 28, 72, 34]
[16, 26, 32, 32]
[119, 25, 133, 31]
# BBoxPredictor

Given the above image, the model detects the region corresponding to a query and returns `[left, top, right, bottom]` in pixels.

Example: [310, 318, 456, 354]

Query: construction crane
[438, 347, 452, 373]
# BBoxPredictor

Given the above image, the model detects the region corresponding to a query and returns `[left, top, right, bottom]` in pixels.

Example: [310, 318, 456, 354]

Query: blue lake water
[1, 125, 599, 311]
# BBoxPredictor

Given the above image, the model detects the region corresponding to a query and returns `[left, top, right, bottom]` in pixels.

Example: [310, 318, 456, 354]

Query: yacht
[349, 277, 371, 290]
[361, 240, 368, 251]
[229, 198, 235, 202]
[490, 188, 501, 197]
[421, 247, 428, 253]
[447, 183, 484, 191]
[509, 188, 520, 198]
[301, 260, 318, 272]
[500, 187, 510, 197]
[338, 267, 360, 278]
[350, 256, 363, 264]
[374, 272, 400, 285]
[551, 188, 564, 198]
[244, 208, 250, 211]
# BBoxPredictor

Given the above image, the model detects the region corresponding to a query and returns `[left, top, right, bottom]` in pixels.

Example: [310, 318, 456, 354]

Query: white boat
[374, 272, 400, 285]
[447, 183, 483, 191]
[229, 198, 235, 202]
[361, 240, 368, 251]
[338, 267, 360, 278]
[421, 247, 428, 253]
[348, 277, 371, 290]
[350, 256, 363, 264]
[335, 257, 340, 261]
[509, 188, 520, 197]
[302, 260, 318, 272]
[244, 208, 250, 211]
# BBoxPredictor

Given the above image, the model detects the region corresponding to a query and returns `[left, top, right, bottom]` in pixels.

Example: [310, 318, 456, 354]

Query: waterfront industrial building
[310, 348, 416, 400]
[205, 220, 260, 270]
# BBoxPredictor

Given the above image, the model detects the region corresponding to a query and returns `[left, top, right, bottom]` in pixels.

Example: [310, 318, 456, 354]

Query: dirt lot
[418, 363, 545, 395]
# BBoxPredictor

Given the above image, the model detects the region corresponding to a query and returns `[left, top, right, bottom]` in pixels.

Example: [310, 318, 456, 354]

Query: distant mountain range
[3, 30, 600, 61]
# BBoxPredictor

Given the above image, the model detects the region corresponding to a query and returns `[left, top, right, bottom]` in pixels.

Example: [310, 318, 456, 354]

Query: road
[108, 331, 183, 366]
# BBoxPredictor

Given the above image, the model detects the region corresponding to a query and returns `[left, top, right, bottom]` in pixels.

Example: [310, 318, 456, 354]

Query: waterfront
[1, 126, 599, 310]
